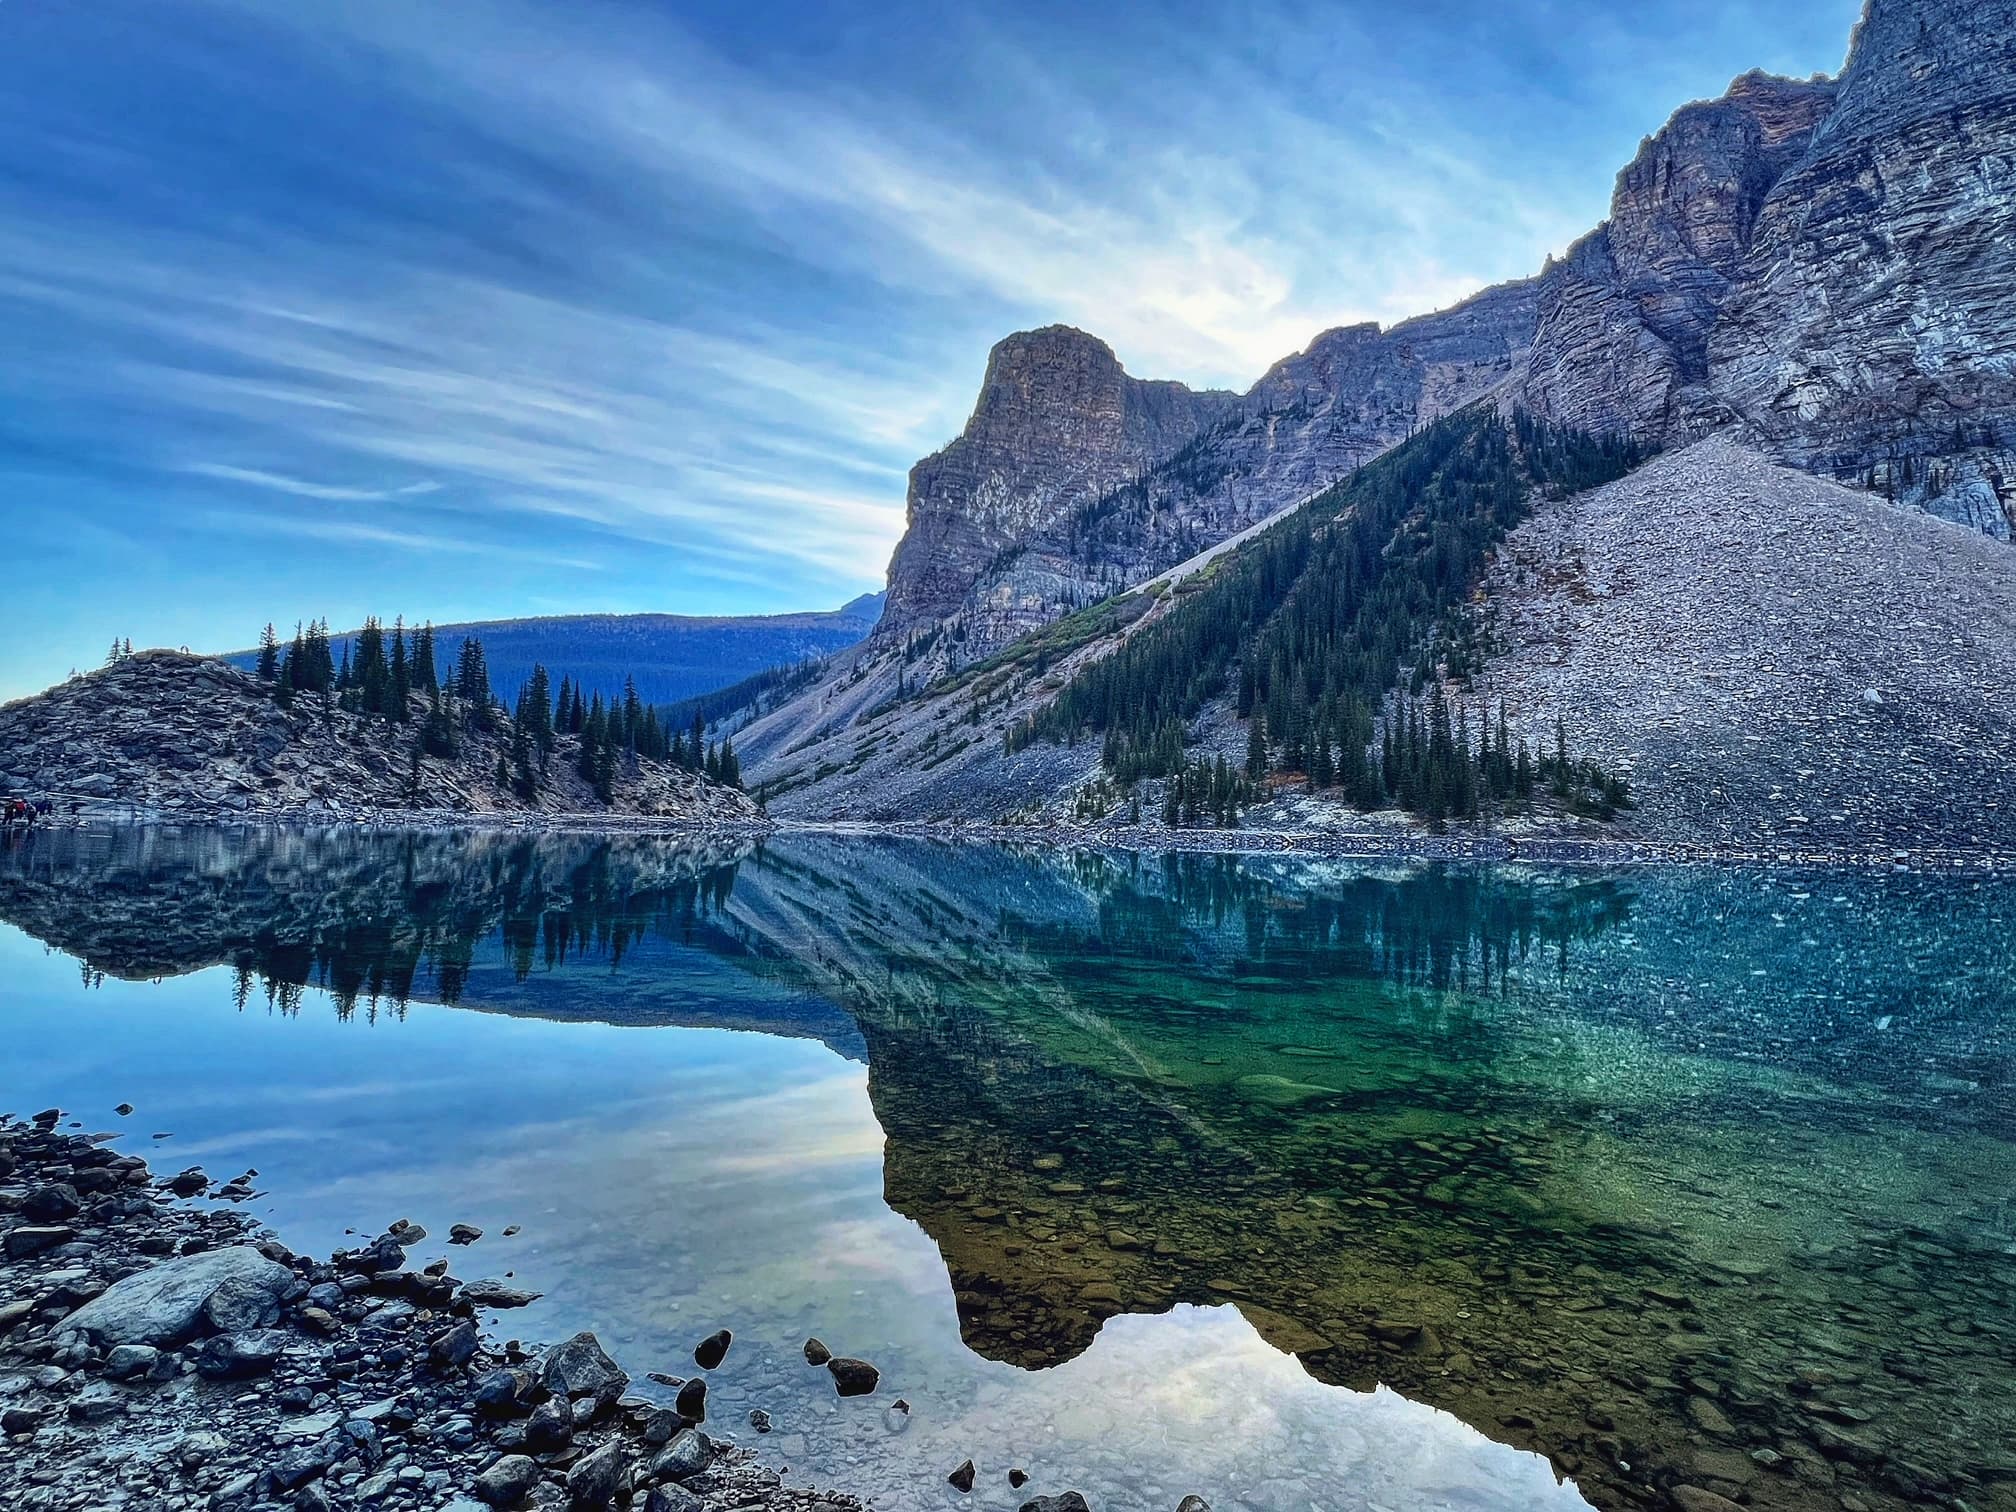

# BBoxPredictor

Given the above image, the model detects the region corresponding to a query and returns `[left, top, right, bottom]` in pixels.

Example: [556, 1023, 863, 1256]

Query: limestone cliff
[878, 326, 1239, 639]
[1706, 0, 2016, 536]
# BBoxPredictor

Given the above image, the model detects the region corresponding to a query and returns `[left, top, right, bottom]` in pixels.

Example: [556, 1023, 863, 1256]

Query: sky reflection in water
[0, 899, 1585, 1512]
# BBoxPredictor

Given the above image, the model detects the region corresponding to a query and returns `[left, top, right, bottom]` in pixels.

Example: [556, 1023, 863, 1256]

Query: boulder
[692, 1328, 731, 1370]
[1020, 1496, 1092, 1512]
[648, 1429, 709, 1484]
[540, 1331, 628, 1408]
[566, 1439, 626, 1507]
[430, 1319, 480, 1370]
[473, 1453, 540, 1507]
[22, 1183, 81, 1222]
[59, 1245, 295, 1347]
[644, 1487, 704, 1512]
[196, 1328, 289, 1378]
[673, 1376, 706, 1423]
[5, 1226, 75, 1259]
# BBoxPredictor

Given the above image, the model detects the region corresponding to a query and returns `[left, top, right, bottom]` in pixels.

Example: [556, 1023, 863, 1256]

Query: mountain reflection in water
[1, 825, 2011, 1512]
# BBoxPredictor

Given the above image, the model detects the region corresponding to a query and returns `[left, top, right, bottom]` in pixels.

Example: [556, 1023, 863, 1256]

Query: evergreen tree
[255, 623, 279, 683]
[388, 618, 411, 721]
[413, 622, 438, 693]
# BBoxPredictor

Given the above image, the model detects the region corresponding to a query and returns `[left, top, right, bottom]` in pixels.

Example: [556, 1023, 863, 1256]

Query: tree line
[252, 616, 743, 802]
[1010, 407, 1641, 828]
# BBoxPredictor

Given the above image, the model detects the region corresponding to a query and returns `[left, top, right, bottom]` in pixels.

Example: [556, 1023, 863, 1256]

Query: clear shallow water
[1, 827, 2012, 1512]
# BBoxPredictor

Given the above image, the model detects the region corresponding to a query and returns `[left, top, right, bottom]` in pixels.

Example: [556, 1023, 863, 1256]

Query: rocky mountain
[879, 327, 1241, 644]
[740, 0, 2016, 822]
[0, 652, 762, 826]
[223, 594, 885, 709]
[880, 284, 1541, 660]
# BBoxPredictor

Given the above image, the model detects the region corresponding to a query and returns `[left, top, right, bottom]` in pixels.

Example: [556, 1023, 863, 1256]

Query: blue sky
[0, 0, 1858, 697]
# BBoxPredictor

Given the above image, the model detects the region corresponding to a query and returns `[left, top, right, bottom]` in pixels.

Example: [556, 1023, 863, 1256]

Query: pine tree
[413, 623, 438, 693]
[255, 624, 279, 683]
[388, 618, 411, 722]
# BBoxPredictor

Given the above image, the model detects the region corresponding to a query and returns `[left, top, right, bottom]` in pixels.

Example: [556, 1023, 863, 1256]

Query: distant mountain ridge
[223, 593, 884, 708]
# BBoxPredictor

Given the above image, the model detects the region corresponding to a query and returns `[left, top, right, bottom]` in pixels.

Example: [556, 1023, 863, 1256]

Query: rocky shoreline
[779, 819, 2016, 875]
[0, 1110, 881, 1512]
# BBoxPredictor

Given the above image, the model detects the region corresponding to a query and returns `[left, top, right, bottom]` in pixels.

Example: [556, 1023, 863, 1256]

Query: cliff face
[1706, 0, 2016, 536]
[878, 326, 1240, 638]
[874, 0, 2016, 669]
[1524, 72, 1838, 439]
[882, 280, 1539, 657]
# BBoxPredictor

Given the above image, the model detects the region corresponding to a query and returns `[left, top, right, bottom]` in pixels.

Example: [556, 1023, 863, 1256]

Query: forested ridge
[1009, 407, 1642, 827]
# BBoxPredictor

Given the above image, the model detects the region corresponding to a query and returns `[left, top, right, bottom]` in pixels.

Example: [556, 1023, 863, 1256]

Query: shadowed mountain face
[3, 828, 2013, 1512]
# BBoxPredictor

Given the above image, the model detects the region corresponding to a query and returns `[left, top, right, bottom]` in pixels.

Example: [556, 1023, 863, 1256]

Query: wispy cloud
[0, 0, 1860, 695]
[182, 464, 442, 503]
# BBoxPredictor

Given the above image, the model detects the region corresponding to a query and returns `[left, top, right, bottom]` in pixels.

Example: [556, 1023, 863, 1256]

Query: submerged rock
[827, 1357, 879, 1396]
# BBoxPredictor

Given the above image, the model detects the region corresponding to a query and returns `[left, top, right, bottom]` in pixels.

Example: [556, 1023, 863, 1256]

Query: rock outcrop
[1523, 71, 1838, 440]
[1706, 0, 2016, 536]
[870, 0, 2015, 676]
[0, 651, 762, 826]
[879, 287, 1540, 660]
[879, 326, 1239, 641]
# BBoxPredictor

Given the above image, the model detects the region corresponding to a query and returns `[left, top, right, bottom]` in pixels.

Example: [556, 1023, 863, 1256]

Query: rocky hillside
[1472, 434, 2016, 851]
[0, 652, 763, 826]
[866, 0, 2014, 682]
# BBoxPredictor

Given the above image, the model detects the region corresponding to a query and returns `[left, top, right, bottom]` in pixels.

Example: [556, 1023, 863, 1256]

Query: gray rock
[473, 1366, 539, 1417]
[473, 1453, 540, 1507]
[22, 1183, 81, 1222]
[203, 1273, 284, 1332]
[58, 1244, 295, 1347]
[461, 1279, 541, 1310]
[523, 1397, 573, 1455]
[1020, 1496, 1092, 1512]
[195, 1328, 289, 1378]
[566, 1439, 626, 1507]
[647, 1429, 709, 1484]
[539, 1331, 628, 1407]
[643, 1487, 703, 1512]
[102, 1342, 160, 1379]
[430, 1319, 480, 1370]
[5, 1226, 75, 1259]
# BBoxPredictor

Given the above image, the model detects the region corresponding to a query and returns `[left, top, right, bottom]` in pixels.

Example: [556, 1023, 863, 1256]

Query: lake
[1, 826, 2011, 1512]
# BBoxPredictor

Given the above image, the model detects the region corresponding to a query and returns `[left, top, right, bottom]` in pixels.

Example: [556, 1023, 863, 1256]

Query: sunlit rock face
[879, 284, 1541, 660]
